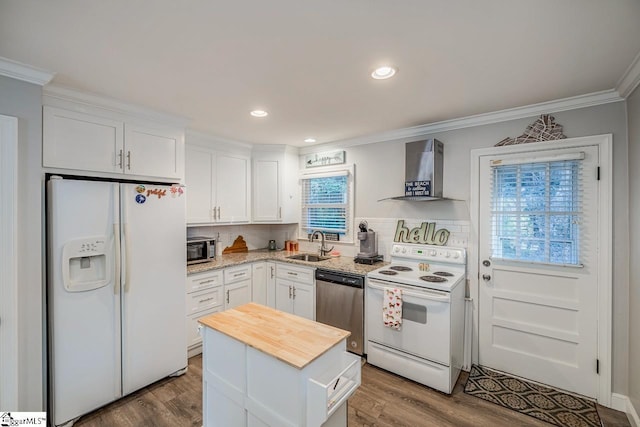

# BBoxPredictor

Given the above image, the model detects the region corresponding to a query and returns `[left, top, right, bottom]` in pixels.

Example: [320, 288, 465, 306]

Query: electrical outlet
[449, 237, 468, 247]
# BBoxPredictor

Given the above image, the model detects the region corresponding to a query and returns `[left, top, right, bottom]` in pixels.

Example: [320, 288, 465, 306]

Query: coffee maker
[355, 220, 383, 264]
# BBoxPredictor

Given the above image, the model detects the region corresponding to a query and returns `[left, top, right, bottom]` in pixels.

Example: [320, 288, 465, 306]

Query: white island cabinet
[199, 303, 361, 427]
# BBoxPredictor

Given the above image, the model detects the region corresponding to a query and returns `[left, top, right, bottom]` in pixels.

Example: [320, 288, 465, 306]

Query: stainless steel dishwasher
[315, 269, 364, 356]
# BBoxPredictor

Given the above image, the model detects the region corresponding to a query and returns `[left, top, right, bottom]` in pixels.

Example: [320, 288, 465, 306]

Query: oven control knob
[445, 251, 451, 258]
[430, 250, 437, 256]
[401, 248, 407, 254]
[453, 252, 459, 259]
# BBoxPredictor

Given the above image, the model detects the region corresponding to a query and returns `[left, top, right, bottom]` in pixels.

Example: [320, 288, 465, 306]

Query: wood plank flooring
[74, 355, 630, 427]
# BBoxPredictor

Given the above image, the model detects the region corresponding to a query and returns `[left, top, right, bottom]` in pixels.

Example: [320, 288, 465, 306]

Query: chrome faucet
[309, 230, 334, 256]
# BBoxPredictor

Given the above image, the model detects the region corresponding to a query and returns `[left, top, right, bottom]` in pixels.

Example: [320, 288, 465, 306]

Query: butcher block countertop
[198, 302, 351, 369]
[188, 248, 387, 276]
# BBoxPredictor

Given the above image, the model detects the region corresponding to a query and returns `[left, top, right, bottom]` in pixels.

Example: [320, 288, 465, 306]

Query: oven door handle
[367, 279, 451, 302]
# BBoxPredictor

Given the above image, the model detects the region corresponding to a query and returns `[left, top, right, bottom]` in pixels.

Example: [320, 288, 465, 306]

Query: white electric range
[365, 243, 466, 394]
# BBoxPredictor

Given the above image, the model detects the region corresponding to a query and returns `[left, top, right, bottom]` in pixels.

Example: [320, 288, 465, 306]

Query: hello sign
[393, 220, 450, 246]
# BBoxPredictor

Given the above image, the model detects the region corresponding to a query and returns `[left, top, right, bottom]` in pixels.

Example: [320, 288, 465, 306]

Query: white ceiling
[1, 0, 639, 147]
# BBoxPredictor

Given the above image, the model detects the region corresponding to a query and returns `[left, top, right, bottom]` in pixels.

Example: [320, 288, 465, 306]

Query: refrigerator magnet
[135, 184, 146, 194]
[135, 194, 146, 204]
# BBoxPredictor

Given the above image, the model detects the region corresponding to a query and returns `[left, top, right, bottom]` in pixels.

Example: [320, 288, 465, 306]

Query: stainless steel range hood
[380, 139, 446, 201]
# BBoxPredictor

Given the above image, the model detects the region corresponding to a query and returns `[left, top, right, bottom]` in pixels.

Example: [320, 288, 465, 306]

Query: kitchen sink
[286, 253, 331, 262]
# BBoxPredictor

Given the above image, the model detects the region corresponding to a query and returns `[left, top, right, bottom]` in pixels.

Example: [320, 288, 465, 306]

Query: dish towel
[383, 287, 403, 330]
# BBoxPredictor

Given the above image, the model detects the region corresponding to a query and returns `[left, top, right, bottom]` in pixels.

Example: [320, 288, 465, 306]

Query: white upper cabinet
[216, 153, 250, 223]
[251, 146, 299, 223]
[185, 136, 251, 225]
[42, 89, 185, 181]
[185, 146, 215, 224]
[43, 107, 124, 174]
[124, 122, 183, 179]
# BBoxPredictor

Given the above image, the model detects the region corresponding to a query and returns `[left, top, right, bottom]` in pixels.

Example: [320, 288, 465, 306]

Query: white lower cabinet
[275, 263, 315, 320]
[186, 270, 224, 356]
[202, 326, 359, 427]
[224, 264, 252, 310]
[251, 262, 267, 305]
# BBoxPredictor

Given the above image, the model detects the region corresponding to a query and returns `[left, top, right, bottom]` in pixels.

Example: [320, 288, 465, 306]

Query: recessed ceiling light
[304, 138, 317, 143]
[250, 110, 268, 117]
[371, 66, 397, 80]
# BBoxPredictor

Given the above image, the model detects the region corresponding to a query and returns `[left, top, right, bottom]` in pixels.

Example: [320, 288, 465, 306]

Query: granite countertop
[188, 248, 388, 276]
[199, 302, 350, 369]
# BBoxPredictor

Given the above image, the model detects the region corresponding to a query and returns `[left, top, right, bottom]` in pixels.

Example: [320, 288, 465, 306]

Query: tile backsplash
[188, 223, 298, 256]
[189, 218, 469, 260]
[297, 217, 470, 260]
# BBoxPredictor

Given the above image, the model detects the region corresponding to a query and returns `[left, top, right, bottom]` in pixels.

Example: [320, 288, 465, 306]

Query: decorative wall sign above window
[305, 150, 346, 168]
[495, 114, 567, 146]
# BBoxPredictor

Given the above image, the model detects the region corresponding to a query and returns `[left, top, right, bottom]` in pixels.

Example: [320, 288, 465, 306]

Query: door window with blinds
[490, 152, 584, 266]
[300, 166, 353, 242]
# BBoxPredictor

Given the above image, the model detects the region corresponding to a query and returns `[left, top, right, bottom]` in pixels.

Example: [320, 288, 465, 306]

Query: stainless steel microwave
[187, 236, 216, 265]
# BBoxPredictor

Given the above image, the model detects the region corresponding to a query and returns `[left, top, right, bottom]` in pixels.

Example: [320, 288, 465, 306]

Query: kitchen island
[198, 303, 361, 427]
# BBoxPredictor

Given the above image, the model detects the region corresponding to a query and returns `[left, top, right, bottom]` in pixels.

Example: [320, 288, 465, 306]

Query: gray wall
[326, 101, 630, 394]
[0, 75, 44, 410]
[628, 86, 640, 414]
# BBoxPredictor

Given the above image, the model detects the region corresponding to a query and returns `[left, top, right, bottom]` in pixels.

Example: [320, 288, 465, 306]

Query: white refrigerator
[47, 177, 187, 426]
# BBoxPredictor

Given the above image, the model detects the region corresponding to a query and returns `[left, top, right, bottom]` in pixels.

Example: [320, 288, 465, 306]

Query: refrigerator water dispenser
[62, 237, 112, 292]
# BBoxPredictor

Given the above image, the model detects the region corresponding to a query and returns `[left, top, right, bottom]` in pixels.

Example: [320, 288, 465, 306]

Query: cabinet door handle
[287, 271, 298, 276]
[226, 290, 230, 304]
[126, 150, 132, 170]
[199, 279, 216, 285]
[117, 149, 123, 169]
[212, 207, 216, 221]
[288, 285, 292, 299]
[270, 266, 274, 279]
[278, 207, 282, 219]
[233, 272, 244, 277]
[198, 297, 214, 304]
[217, 206, 221, 220]
[292, 286, 296, 299]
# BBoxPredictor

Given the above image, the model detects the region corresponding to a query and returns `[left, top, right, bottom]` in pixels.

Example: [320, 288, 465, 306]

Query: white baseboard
[611, 393, 640, 427]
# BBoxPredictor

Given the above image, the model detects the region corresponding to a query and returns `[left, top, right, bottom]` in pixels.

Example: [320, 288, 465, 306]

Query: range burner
[419, 275, 448, 283]
[433, 271, 454, 277]
[389, 266, 413, 272]
[378, 270, 398, 276]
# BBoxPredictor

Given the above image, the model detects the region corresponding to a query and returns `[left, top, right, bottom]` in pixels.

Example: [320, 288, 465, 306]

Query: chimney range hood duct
[382, 139, 446, 201]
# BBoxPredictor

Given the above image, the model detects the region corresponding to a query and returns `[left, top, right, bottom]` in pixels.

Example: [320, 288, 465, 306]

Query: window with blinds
[300, 170, 351, 239]
[490, 153, 583, 266]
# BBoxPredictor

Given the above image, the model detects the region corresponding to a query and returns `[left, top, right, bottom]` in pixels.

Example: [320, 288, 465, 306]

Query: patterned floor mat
[464, 365, 602, 427]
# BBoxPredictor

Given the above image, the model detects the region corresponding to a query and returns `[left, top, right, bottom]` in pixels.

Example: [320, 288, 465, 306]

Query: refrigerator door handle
[123, 223, 132, 292]
[114, 223, 121, 295]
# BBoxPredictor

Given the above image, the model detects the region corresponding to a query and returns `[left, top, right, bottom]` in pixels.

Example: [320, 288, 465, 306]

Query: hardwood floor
[74, 355, 630, 427]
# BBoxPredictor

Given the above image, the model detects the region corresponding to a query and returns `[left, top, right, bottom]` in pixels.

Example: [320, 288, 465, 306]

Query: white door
[253, 156, 280, 221]
[275, 279, 294, 314]
[185, 147, 215, 223]
[291, 283, 314, 320]
[120, 183, 187, 395]
[252, 262, 267, 305]
[48, 179, 122, 425]
[225, 280, 251, 310]
[43, 106, 124, 173]
[478, 144, 600, 398]
[216, 153, 250, 222]
[124, 123, 183, 179]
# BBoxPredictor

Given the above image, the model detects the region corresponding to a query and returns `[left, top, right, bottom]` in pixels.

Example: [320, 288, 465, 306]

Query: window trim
[298, 164, 355, 244]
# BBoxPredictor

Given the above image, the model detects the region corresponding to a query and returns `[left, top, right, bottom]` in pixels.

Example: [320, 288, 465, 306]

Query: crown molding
[43, 84, 189, 127]
[616, 50, 640, 98]
[185, 129, 254, 150]
[0, 56, 54, 86]
[299, 89, 623, 154]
